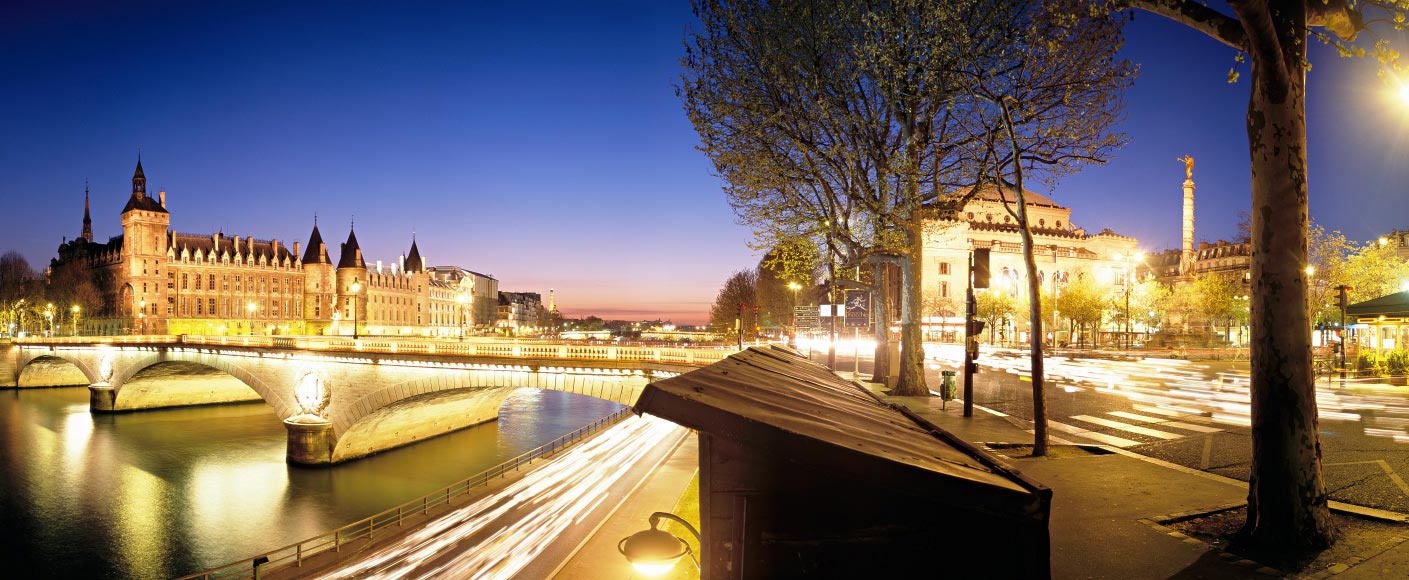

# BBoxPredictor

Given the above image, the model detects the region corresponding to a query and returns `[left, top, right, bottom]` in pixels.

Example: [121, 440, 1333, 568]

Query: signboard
[794, 306, 819, 329]
[844, 290, 870, 328]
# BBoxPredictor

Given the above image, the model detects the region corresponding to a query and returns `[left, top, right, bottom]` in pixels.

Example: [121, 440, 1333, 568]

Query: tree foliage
[708, 269, 759, 339]
[1122, 0, 1409, 550]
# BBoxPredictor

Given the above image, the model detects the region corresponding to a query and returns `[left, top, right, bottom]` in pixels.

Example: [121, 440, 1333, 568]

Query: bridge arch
[325, 366, 651, 463]
[113, 360, 266, 411]
[99, 353, 295, 416]
[17, 354, 93, 387]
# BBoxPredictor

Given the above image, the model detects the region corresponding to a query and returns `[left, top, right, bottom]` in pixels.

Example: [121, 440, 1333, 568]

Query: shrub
[1387, 349, 1409, 375]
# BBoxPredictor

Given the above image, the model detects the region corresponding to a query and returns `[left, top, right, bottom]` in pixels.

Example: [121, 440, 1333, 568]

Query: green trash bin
[940, 370, 957, 400]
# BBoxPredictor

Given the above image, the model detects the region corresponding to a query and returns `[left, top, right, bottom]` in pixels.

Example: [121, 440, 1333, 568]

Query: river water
[0, 386, 624, 579]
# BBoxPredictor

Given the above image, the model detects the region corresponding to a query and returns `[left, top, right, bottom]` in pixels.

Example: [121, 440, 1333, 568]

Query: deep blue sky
[4, 2, 1408, 325]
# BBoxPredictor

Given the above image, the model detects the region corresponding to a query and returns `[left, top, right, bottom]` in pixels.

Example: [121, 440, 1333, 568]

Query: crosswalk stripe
[1047, 420, 1142, 448]
[1108, 411, 1224, 434]
[1071, 415, 1184, 440]
[1132, 404, 1216, 424]
[1163, 421, 1223, 434]
[1108, 411, 1162, 423]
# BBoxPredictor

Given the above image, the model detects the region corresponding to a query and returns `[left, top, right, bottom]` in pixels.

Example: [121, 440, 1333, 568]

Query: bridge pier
[89, 384, 117, 412]
[284, 418, 335, 465]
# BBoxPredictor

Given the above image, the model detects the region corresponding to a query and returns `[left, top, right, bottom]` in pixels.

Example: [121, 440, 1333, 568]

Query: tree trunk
[998, 99, 1047, 456]
[1238, 0, 1333, 549]
[872, 262, 891, 384]
[893, 221, 928, 396]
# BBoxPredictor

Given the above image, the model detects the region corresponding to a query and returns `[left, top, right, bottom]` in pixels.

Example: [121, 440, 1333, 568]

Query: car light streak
[310, 415, 685, 580]
[939, 346, 1409, 443]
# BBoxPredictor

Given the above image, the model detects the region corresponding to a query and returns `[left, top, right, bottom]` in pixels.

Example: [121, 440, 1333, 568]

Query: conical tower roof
[337, 226, 365, 269]
[404, 236, 424, 273]
[302, 220, 331, 264]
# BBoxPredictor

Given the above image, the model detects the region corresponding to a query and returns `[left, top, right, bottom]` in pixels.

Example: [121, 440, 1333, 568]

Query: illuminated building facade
[51, 159, 480, 337]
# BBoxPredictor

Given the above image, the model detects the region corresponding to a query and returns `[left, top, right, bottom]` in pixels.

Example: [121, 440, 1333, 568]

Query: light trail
[308, 415, 685, 580]
[938, 346, 1409, 443]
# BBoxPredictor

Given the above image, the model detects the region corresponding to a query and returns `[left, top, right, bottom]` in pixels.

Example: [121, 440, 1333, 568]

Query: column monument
[1177, 155, 1195, 275]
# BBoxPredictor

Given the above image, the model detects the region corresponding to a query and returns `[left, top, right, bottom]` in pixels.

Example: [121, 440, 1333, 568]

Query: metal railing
[174, 407, 633, 580]
[17, 335, 732, 367]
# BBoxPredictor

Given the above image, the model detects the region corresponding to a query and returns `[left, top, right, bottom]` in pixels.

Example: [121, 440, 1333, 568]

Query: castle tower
[335, 225, 368, 337]
[119, 156, 170, 333]
[403, 235, 430, 328]
[302, 218, 336, 334]
[81, 182, 93, 242]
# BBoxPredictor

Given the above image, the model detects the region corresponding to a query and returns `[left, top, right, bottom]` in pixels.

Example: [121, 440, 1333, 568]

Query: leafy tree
[975, 290, 1020, 344]
[708, 269, 759, 341]
[1121, 0, 1409, 550]
[1054, 271, 1106, 348]
[1131, 279, 1173, 339]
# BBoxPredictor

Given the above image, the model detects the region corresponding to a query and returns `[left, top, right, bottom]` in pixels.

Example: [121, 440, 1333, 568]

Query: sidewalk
[561, 379, 1409, 579]
[887, 388, 1409, 580]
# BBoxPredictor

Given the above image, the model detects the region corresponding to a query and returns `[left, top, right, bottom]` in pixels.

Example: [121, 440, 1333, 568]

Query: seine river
[0, 385, 624, 579]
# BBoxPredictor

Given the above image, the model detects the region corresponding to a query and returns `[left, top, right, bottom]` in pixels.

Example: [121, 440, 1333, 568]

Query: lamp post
[787, 281, 802, 338]
[247, 301, 257, 336]
[71, 305, 80, 336]
[1116, 251, 1144, 350]
[44, 304, 53, 337]
[351, 278, 362, 340]
[456, 291, 468, 341]
[138, 299, 146, 335]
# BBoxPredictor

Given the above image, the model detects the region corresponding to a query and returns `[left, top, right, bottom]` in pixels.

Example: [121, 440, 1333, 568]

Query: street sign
[844, 290, 870, 327]
[794, 306, 819, 329]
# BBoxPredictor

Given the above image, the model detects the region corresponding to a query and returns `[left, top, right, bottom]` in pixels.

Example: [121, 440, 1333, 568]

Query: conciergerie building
[51, 159, 502, 337]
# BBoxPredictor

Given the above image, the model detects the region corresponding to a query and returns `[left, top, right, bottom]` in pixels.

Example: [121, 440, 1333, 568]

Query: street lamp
[456, 291, 468, 341]
[247, 301, 257, 336]
[44, 303, 53, 337]
[1116, 251, 1144, 350]
[71, 305, 80, 336]
[351, 278, 362, 340]
[787, 281, 802, 337]
[138, 299, 146, 335]
[618, 512, 701, 576]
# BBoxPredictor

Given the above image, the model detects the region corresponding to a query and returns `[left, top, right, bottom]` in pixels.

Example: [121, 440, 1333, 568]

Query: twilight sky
[3, 1, 1408, 326]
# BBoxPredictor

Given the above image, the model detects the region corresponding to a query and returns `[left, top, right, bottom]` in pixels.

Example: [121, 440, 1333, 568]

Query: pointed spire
[132, 154, 146, 197]
[122, 155, 167, 214]
[302, 216, 331, 264]
[82, 181, 93, 242]
[404, 234, 424, 273]
[337, 222, 365, 269]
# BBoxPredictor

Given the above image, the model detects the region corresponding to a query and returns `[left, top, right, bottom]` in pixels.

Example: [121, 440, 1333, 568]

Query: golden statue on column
[1176, 155, 1194, 180]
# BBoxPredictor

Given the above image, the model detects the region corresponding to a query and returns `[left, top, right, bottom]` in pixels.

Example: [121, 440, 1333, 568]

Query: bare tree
[709, 269, 759, 341]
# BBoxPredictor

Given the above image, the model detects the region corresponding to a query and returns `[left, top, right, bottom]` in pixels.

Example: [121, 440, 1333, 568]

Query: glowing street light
[456, 291, 469, 341]
[351, 278, 362, 340]
[71, 305, 79, 336]
[618, 512, 701, 576]
[247, 301, 257, 336]
[1115, 251, 1144, 350]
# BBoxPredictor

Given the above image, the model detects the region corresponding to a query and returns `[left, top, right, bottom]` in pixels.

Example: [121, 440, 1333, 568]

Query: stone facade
[922, 185, 1138, 338]
[51, 159, 485, 337]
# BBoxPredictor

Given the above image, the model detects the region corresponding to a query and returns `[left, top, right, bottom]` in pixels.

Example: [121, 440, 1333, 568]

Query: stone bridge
[1, 336, 726, 465]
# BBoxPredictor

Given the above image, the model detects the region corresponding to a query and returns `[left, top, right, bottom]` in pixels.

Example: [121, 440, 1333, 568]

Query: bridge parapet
[10, 336, 732, 465]
[20, 335, 734, 366]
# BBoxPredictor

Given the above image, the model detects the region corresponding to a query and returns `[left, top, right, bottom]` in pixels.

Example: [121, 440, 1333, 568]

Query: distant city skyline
[5, 2, 1409, 326]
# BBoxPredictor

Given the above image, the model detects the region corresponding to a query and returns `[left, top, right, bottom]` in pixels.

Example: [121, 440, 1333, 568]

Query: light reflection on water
[0, 386, 624, 579]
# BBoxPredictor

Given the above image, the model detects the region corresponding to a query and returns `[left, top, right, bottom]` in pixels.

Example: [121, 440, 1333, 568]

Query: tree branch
[1122, 0, 1247, 50]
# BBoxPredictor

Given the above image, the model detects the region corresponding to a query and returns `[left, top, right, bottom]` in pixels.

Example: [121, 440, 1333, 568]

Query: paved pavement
[554, 369, 1409, 579]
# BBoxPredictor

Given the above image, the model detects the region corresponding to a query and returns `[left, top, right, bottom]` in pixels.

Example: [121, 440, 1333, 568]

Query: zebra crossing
[1025, 407, 1226, 449]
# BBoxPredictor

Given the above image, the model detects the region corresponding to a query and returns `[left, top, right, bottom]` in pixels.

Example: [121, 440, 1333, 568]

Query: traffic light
[968, 320, 987, 336]
[973, 248, 991, 289]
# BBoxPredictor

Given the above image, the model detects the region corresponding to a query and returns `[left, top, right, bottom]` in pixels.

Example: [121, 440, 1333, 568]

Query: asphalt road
[815, 344, 1409, 514]
[304, 415, 688, 580]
